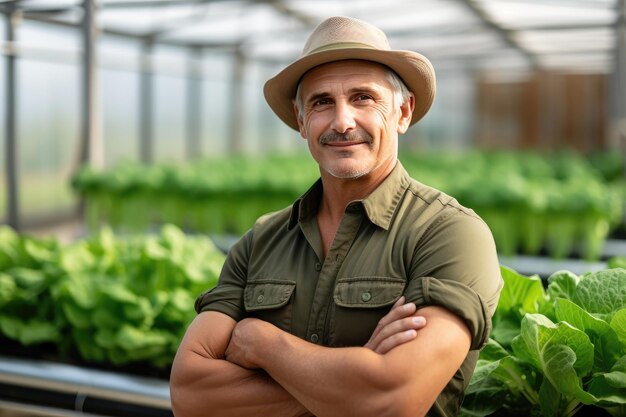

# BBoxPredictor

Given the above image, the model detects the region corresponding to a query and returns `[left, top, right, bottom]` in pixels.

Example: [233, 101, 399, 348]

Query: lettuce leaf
[572, 269, 626, 322]
[464, 267, 626, 417]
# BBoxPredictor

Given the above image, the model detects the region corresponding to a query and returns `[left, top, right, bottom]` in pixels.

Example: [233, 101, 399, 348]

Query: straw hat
[263, 16, 436, 131]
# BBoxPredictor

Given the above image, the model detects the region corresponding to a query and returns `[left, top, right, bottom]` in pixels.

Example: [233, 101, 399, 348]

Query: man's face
[295, 60, 413, 180]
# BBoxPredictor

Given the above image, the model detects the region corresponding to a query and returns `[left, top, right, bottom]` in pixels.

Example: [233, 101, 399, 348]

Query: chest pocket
[244, 279, 296, 332]
[328, 276, 405, 347]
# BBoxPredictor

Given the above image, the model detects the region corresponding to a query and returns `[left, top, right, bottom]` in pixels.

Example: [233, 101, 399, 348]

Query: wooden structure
[477, 72, 609, 152]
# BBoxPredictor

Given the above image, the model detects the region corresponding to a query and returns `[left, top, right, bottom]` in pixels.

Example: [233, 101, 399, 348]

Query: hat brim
[263, 48, 436, 131]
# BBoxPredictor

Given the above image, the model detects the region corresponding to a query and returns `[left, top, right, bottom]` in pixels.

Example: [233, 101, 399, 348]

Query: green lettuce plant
[461, 267, 626, 417]
[0, 226, 64, 346]
[71, 151, 625, 261]
[0, 224, 224, 370]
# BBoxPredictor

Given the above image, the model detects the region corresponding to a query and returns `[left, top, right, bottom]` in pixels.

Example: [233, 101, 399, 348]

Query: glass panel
[480, 0, 615, 29]
[101, 35, 141, 166]
[163, 3, 296, 44]
[153, 73, 185, 162]
[102, 68, 139, 166]
[200, 53, 230, 157]
[515, 28, 614, 53]
[17, 58, 80, 218]
[16, 20, 80, 221]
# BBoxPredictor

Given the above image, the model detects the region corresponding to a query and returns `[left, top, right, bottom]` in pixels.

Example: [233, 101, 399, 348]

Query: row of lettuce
[0, 224, 224, 369]
[0, 225, 625, 416]
[71, 150, 626, 261]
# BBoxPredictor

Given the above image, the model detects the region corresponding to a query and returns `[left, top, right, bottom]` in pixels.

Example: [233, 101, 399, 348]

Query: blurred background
[0, 0, 625, 416]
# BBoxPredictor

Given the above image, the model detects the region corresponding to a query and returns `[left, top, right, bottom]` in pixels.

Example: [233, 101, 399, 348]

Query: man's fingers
[378, 298, 416, 329]
[374, 329, 418, 355]
[365, 297, 425, 353]
[369, 296, 407, 340]
[378, 301, 417, 330]
[366, 315, 426, 352]
[375, 316, 426, 344]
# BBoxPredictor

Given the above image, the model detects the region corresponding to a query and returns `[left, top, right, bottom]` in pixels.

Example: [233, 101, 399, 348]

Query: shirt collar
[288, 161, 410, 231]
[288, 178, 323, 230]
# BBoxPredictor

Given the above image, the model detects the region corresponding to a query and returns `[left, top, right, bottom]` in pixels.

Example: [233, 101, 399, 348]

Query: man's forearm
[226, 306, 472, 417]
[253, 330, 403, 417]
[170, 352, 310, 417]
[170, 311, 312, 417]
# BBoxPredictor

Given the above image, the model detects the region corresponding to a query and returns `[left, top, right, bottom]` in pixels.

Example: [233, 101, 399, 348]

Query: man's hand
[225, 296, 426, 369]
[226, 317, 275, 369]
[171, 311, 313, 417]
[364, 296, 426, 354]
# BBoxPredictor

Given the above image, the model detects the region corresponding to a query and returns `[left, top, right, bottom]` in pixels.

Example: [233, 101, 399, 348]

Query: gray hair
[294, 66, 411, 122]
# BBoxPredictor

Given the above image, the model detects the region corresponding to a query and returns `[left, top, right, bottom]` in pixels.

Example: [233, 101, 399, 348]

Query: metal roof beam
[0, 0, 23, 14]
[0, 0, 77, 13]
[141, 12, 212, 41]
[98, 0, 242, 9]
[497, 22, 618, 31]
[456, 0, 540, 68]
[13, 11, 241, 49]
[104, 0, 256, 46]
[262, 0, 316, 26]
[484, 0, 615, 10]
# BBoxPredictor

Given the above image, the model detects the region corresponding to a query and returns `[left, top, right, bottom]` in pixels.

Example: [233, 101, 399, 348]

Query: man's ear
[294, 103, 307, 139]
[397, 94, 415, 135]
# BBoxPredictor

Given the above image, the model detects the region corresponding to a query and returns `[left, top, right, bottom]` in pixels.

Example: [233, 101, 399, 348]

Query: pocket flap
[244, 280, 296, 311]
[334, 277, 405, 308]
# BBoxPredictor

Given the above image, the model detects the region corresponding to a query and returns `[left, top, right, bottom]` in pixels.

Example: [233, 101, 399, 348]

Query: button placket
[306, 205, 364, 346]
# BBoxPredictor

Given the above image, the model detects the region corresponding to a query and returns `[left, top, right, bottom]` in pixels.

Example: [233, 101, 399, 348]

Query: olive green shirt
[195, 161, 503, 417]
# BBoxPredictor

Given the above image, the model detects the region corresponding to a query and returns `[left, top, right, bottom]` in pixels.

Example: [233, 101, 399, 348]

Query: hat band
[306, 41, 381, 55]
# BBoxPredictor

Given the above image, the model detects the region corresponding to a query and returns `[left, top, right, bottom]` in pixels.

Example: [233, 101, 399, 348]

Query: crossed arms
[170, 296, 471, 417]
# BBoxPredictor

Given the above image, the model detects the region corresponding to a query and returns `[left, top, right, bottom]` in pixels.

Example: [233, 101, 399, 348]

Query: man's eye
[314, 98, 332, 106]
[355, 95, 373, 102]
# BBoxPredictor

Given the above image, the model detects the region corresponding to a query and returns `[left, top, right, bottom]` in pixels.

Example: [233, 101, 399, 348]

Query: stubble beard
[319, 129, 375, 179]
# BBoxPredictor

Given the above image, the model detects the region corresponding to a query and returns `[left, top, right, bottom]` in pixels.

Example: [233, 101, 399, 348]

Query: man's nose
[330, 101, 356, 133]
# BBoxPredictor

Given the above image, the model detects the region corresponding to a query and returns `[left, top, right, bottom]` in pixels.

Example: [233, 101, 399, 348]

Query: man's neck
[315, 159, 396, 259]
[318, 159, 397, 223]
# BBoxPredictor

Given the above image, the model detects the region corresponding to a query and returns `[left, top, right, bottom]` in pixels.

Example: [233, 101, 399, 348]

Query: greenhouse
[0, 0, 625, 416]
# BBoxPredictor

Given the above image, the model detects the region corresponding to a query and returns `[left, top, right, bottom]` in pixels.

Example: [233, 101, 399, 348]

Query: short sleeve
[405, 210, 503, 350]
[404, 277, 492, 350]
[194, 231, 253, 322]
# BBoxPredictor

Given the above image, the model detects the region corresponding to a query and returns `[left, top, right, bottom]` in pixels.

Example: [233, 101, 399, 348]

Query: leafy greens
[461, 267, 626, 417]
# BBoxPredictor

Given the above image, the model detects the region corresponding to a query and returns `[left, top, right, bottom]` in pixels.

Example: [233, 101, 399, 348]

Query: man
[170, 16, 503, 417]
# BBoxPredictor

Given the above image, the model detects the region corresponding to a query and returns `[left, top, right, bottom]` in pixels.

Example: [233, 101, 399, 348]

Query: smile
[325, 141, 367, 147]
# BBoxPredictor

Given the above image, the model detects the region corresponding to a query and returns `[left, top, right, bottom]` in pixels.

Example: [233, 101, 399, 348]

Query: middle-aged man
[170, 16, 503, 417]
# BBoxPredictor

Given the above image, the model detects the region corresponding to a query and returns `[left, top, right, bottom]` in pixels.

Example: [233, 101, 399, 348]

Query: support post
[80, 0, 102, 168]
[139, 40, 154, 164]
[228, 45, 245, 154]
[4, 6, 19, 230]
[186, 46, 202, 160]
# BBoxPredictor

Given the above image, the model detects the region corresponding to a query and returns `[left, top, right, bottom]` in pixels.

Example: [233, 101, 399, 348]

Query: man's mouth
[319, 129, 373, 146]
[325, 141, 366, 147]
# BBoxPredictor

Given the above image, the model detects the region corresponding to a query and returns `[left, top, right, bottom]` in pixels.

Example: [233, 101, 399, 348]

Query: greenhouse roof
[1, 0, 621, 74]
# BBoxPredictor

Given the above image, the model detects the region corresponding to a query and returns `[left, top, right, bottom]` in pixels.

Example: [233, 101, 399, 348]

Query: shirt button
[315, 262, 322, 271]
[361, 291, 372, 302]
[310, 333, 319, 343]
[257, 294, 265, 304]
